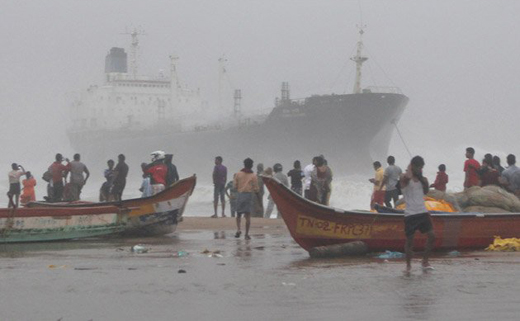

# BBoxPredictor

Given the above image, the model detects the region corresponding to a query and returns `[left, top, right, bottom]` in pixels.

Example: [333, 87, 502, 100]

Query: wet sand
[1, 218, 520, 320]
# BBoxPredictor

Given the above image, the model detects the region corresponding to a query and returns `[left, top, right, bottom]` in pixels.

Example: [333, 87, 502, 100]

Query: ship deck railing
[363, 86, 403, 94]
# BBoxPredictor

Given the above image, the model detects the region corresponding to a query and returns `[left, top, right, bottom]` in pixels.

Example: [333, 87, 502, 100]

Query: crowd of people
[211, 155, 332, 239]
[6, 150, 180, 207]
[368, 147, 520, 211]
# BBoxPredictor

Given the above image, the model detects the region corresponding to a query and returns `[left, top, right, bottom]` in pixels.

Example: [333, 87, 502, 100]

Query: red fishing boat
[263, 176, 520, 252]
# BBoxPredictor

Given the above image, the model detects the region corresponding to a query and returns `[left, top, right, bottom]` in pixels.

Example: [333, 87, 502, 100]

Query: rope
[392, 121, 413, 158]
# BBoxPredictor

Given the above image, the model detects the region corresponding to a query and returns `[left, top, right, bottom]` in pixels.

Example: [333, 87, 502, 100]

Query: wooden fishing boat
[27, 175, 197, 236]
[263, 176, 520, 252]
[0, 205, 126, 243]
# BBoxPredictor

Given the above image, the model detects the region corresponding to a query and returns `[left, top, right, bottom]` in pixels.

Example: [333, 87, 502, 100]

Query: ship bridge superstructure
[69, 31, 206, 134]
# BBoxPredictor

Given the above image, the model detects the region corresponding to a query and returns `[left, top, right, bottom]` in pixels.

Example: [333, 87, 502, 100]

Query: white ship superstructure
[70, 31, 208, 134]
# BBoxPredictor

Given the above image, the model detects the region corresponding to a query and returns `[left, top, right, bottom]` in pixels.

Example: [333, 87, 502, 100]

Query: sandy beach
[1, 217, 520, 321]
[178, 217, 288, 231]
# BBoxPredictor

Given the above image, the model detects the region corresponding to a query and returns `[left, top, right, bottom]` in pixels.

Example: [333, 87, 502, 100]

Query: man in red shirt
[49, 153, 69, 202]
[143, 151, 168, 195]
[464, 147, 480, 189]
[430, 164, 448, 192]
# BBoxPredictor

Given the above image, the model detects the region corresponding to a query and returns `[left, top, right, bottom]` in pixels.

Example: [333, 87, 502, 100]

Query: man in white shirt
[8, 163, 26, 208]
[400, 156, 435, 273]
[303, 156, 319, 201]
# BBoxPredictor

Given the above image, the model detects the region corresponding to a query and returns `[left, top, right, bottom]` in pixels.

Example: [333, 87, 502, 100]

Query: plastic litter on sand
[376, 250, 405, 259]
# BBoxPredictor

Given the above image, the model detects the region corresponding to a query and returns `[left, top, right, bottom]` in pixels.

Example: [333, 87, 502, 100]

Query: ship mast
[218, 55, 228, 110]
[233, 89, 242, 120]
[350, 25, 368, 94]
[122, 28, 145, 79]
[170, 54, 180, 108]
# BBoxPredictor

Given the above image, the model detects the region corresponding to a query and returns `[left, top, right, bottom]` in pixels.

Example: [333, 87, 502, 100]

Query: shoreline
[178, 217, 288, 232]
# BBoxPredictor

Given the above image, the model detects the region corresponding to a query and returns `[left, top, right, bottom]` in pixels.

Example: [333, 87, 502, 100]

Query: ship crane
[351, 25, 368, 94]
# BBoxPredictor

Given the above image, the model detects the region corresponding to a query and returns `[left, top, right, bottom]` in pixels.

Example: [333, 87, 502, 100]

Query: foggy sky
[2, 0, 520, 176]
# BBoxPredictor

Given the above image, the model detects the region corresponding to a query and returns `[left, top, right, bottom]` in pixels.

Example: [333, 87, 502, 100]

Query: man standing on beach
[212, 156, 227, 218]
[382, 156, 402, 208]
[233, 158, 260, 240]
[8, 163, 26, 207]
[66, 153, 90, 201]
[400, 156, 435, 273]
[500, 154, 520, 197]
[303, 156, 319, 201]
[48, 153, 69, 202]
[369, 161, 386, 210]
[464, 147, 480, 189]
[112, 154, 129, 201]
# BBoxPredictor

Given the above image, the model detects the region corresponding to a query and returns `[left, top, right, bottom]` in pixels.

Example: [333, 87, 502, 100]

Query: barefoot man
[233, 158, 261, 240]
[400, 156, 435, 272]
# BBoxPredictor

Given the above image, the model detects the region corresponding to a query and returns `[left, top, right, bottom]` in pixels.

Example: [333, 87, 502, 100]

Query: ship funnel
[105, 47, 127, 73]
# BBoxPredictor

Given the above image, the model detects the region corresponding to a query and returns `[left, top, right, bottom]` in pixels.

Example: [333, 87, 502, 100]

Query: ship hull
[68, 92, 408, 176]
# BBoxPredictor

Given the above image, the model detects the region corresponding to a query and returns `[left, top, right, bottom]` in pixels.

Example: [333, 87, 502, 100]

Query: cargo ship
[67, 28, 408, 176]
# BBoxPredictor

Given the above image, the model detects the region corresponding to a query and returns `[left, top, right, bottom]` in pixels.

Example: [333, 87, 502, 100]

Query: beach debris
[201, 249, 223, 257]
[376, 250, 405, 259]
[172, 250, 188, 257]
[282, 282, 296, 286]
[447, 250, 461, 257]
[116, 248, 125, 252]
[178, 269, 187, 273]
[485, 236, 520, 251]
[128, 267, 138, 270]
[217, 263, 226, 266]
[131, 244, 149, 253]
[48, 265, 67, 269]
[309, 241, 368, 258]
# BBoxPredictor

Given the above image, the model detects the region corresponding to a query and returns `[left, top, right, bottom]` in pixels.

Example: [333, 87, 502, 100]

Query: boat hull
[0, 206, 126, 243]
[27, 176, 197, 237]
[263, 176, 520, 252]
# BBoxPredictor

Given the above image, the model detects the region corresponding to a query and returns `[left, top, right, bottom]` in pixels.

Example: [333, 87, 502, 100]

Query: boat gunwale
[25, 175, 197, 208]
[262, 176, 520, 219]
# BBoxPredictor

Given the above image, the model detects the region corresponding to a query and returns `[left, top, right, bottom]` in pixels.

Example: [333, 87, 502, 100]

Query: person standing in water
[400, 156, 435, 273]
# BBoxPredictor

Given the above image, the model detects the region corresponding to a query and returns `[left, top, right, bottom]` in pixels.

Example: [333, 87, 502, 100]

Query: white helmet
[151, 150, 166, 162]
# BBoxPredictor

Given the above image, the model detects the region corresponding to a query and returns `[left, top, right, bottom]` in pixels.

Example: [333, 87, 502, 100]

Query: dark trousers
[52, 181, 64, 202]
[384, 189, 399, 208]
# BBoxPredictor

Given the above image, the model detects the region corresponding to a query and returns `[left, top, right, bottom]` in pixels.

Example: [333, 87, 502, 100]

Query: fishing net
[398, 185, 520, 213]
